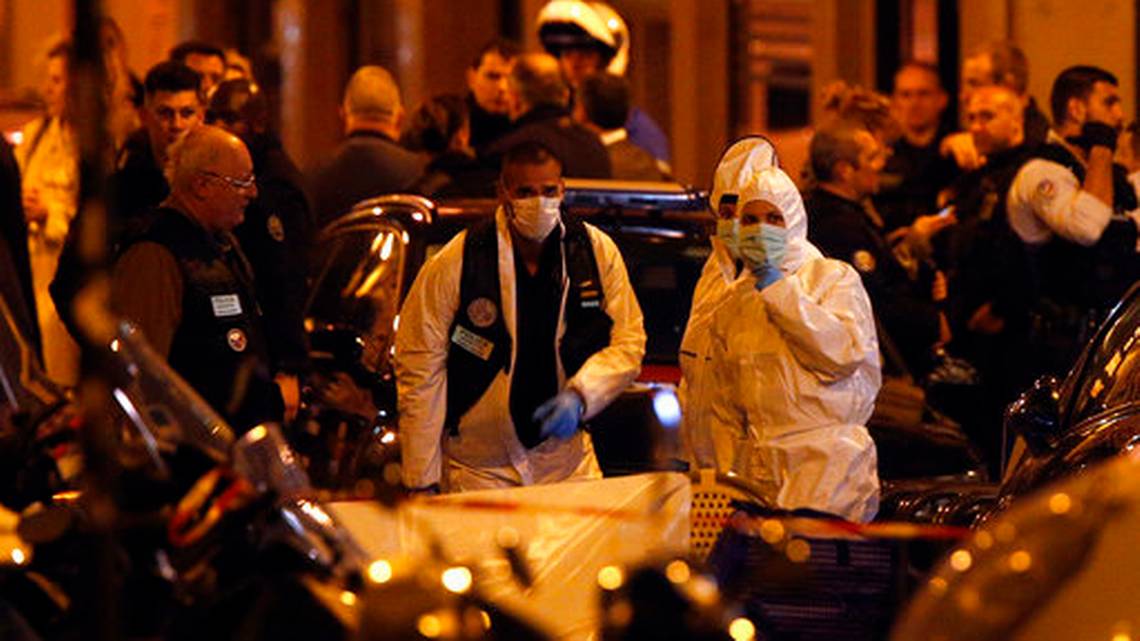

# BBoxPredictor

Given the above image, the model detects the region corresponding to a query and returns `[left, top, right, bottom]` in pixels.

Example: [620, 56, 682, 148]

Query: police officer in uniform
[805, 121, 947, 378]
[111, 126, 283, 432]
[1006, 65, 1140, 373]
[208, 79, 310, 419]
[395, 141, 645, 494]
[942, 86, 1038, 471]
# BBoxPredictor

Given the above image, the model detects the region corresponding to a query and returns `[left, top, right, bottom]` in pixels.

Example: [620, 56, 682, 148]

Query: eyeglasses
[200, 170, 256, 191]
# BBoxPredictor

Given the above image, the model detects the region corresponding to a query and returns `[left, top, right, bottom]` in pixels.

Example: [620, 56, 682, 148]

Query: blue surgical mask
[760, 223, 788, 268]
[715, 218, 741, 259]
[737, 223, 788, 270]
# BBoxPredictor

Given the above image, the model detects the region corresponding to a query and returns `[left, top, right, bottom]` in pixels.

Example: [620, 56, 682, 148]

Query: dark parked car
[881, 282, 1140, 526]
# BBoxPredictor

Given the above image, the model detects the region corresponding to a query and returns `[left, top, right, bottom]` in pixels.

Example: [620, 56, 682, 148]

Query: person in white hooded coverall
[395, 141, 645, 493]
[679, 137, 882, 522]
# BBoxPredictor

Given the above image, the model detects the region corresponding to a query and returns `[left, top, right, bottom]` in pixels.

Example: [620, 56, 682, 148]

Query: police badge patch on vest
[466, 297, 498, 328]
[227, 328, 248, 352]
[852, 250, 876, 273]
[211, 294, 243, 317]
[452, 325, 494, 360]
[267, 214, 286, 242]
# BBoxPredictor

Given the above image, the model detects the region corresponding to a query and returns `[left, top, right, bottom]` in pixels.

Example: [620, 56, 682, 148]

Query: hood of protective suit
[709, 136, 780, 214]
[536, 0, 629, 76]
[711, 136, 819, 273]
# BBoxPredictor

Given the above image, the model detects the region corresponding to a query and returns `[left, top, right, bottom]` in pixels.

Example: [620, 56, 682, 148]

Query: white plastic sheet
[329, 472, 691, 640]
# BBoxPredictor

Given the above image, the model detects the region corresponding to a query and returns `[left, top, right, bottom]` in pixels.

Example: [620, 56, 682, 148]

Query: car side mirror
[1004, 375, 1062, 456]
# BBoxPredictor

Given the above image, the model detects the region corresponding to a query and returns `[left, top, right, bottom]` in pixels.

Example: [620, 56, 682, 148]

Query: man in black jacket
[943, 86, 1038, 468]
[111, 125, 283, 432]
[805, 121, 947, 378]
[209, 79, 311, 417]
[308, 65, 426, 228]
[482, 53, 611, 179]
[52, 61, 204, 338]
[465, 39, 519, 154]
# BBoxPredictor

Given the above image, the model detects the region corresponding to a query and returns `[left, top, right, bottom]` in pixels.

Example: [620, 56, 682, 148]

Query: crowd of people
[3, 0, 1139, 523]
[1, 2, 662, 426]
[803, 47, 1140, 474]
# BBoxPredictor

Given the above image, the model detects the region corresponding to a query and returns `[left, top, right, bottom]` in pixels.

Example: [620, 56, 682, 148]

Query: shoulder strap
[559, 217, 614, 379]
[562, 217, 605, 309]
[443, 218, 512, 435]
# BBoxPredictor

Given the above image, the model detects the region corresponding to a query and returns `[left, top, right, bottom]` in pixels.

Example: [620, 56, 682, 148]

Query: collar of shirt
[600, 128, 629, 146]
[514, 104, 571, 128]
[347, 129, 397, 144]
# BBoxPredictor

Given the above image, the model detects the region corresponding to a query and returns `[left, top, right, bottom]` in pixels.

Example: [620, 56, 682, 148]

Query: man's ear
[466, 67, 477, 91]
[1069, 97, 1087, 125]
[834, 160, 854, 183]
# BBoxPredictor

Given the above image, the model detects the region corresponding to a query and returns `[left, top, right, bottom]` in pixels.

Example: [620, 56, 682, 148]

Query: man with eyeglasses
[395, 141, 645, 493]
[805, 121, 949, 379]
[111, 125, 285, 433]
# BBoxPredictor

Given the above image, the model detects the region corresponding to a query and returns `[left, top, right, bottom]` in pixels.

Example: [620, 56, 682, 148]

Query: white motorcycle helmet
[536, 0, 630, 76]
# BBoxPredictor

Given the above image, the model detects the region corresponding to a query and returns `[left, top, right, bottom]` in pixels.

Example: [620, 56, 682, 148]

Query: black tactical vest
[443, 217, 614, 444]
[948, 146, 1036, 328]
[1030, 143, 1139, 313]
[134, 208, 281, 431]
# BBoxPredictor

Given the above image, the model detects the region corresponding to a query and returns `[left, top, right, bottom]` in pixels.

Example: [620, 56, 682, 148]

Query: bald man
[942, 41, 1050, 171]
[482, 53, 611, 179]
[112, 125, 285, 432]
[938, 85, 1040, 471]
[308, 65, 427, 227]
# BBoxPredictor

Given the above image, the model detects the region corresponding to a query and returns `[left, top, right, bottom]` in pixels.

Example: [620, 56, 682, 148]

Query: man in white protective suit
[678, 137, 882, 522]
[395, 141, 645, 493]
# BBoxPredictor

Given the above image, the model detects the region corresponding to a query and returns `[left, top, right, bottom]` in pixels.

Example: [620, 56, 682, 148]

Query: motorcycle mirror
[232, 422, 312, 496]
[1004, 375, 1063, 456]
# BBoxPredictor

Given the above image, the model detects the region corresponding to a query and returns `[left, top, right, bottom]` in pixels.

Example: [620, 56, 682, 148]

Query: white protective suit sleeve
[758, 261, 879, 383]
[394, 233, 465, 489]
[1007, 158, 1112, 246]
[566, 224, 647, 419]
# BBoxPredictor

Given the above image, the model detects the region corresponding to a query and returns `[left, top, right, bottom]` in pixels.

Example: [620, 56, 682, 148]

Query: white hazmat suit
[395, 207, 646, 493]
[679, 140, 882, 522]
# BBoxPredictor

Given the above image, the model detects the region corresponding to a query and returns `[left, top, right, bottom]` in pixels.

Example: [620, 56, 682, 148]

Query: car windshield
[1065, 286, 1140, 425]
[306, 220, 408, 374]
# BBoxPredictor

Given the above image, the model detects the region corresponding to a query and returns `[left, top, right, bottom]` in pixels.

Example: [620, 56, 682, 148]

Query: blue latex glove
[533, 389, 585, 440]
[752, 263, 784, 291]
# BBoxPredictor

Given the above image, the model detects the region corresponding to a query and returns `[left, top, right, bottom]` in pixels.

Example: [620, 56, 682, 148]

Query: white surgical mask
[509, 196, 562, 240]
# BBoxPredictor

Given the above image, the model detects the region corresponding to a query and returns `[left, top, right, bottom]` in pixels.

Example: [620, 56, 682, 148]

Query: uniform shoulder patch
[852, 249, 876, 273]
[267, 214, 286, 242]
[1036, 178, 1056, 201]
